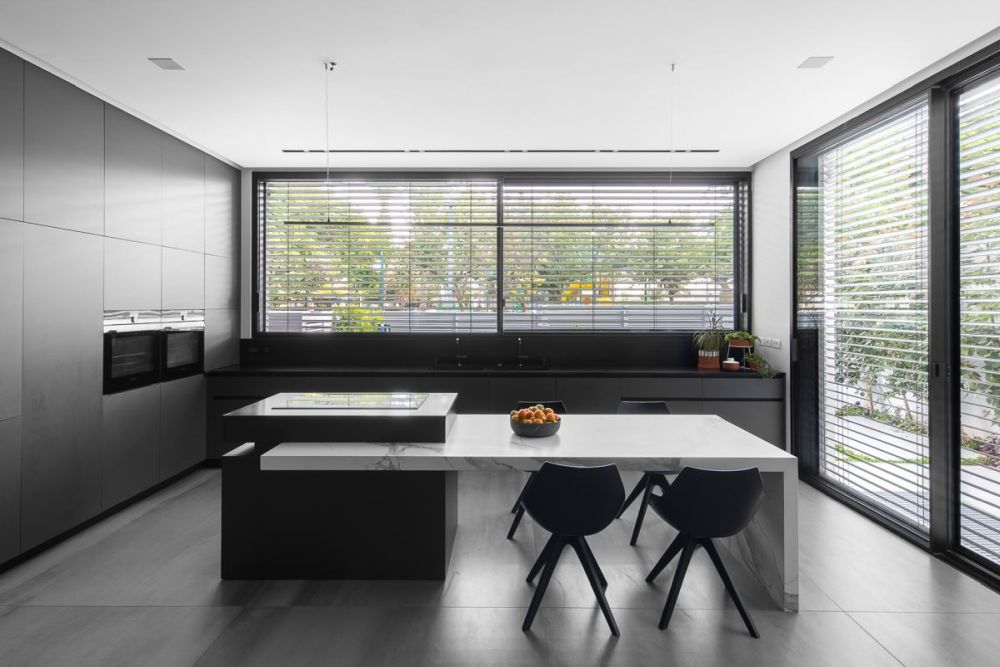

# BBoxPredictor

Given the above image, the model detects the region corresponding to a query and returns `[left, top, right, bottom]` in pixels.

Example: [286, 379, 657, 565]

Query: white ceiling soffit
[1, 0, 999, 170]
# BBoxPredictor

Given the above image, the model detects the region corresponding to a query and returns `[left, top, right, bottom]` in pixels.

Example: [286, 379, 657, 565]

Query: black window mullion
[927, 86, 961, 554]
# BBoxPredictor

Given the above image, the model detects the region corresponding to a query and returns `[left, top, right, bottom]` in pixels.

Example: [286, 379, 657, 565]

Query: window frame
[252, 170, 751, 339]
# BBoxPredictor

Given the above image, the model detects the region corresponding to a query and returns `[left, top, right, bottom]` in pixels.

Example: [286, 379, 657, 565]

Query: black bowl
[510, 418, 561, 438]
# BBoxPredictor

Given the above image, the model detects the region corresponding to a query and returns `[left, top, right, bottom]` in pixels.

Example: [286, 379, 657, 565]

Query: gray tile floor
[0, 469, 999, 666]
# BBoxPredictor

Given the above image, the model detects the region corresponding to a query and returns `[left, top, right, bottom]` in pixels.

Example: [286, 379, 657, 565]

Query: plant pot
[722, 359, 741, 372]
[727, 339, 753, 349]
[697, 350, 721, 370]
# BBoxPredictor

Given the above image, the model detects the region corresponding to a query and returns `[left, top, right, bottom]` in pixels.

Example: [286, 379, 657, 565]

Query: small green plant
[744, 352, 775, 379]
[724, 330, 759, 344]
[693, 316, 726, 352]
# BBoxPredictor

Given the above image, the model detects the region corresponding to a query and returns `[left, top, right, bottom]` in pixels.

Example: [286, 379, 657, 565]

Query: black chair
[645, 466, 764, 637]
[522, 462, 625, 635]
[507, 401, 568, 540]
[615, 400, 672, 546]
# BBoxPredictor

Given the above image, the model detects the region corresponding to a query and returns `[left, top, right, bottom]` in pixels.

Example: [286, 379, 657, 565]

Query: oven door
[103, 330, 162, 394]
[161, 330, 204, 381]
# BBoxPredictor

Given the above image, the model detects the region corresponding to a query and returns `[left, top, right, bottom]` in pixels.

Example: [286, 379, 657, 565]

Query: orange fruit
[545, 413, 556, 422]
[532, 418, 544, 425]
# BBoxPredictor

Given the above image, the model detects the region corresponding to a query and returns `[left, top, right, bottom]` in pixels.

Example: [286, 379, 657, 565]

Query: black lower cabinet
[222, 443, 457, 579]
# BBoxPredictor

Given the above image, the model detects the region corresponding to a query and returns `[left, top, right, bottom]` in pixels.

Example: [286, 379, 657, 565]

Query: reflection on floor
[1, 469, 999, 666]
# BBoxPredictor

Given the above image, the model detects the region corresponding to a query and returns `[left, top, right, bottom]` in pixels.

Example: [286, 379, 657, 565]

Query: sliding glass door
[958, 73, 1000, 565]
[794, 56, 1000, 581]
[801, 101, 931, 532]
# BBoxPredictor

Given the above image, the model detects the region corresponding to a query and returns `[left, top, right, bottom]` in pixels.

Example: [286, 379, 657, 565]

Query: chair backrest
[657, 467, 764, 538]
[617, 400, 671, 415]
[514, 400, 568, 414]
[523, 462, 625, 537]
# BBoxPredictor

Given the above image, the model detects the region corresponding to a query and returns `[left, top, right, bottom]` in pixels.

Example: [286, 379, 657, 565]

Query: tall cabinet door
[20, 225, 103, 550]
[0, 49, 23, 221]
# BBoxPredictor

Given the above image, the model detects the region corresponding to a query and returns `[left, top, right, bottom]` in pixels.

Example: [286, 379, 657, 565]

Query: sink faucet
[516, 337, 529, 368]
[454, 337, 468, 368]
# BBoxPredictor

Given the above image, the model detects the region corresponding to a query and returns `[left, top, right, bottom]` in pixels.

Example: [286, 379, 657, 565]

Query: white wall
[750, 26, 1000, 451]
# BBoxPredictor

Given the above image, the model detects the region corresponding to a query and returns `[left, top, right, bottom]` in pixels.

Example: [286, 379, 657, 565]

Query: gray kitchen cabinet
[20, 225, 103, 550]
[104, 106, 162, 244]
[103, 237, 161, 311]
[23, 65, 104, 234]
[206, 254, 237, 310]
[162, 247, 205, 310]
[0, 220, 22, 420]
[205, 309, 238, 370]
[555, 378, 622, 413]
[204, 157, 238, 258]
[162, 135, 205, 252]
[420, 377, 490, 413]
[0, 417, 21, 563]
[620, 378, 703, 399]
[160, 375, 206, 480]
[702, 400, 785, 447]
[102, 384, 160, 509]
[0, 50, 23, 221]
[489, 377, 558, 412]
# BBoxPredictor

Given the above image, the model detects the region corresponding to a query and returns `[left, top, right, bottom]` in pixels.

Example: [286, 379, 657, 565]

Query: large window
[257, 175, 745, 334]
[260, 179, 498, 333]
[502, 182, 735, 331]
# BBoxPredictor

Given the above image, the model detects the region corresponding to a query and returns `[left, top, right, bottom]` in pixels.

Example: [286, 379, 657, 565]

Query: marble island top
[260, 414, 797, 473]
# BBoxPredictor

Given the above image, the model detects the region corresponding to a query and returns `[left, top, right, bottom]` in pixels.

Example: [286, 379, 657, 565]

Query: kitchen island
[222, 397, 798, 611]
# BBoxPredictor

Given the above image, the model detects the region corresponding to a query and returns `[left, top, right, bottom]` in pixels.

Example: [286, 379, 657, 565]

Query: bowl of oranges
[509, 404, 561, 437]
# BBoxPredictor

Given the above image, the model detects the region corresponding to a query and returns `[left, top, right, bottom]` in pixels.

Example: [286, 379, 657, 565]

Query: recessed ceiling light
[148, 57, 184, 70]
[798, 56, 834, 69]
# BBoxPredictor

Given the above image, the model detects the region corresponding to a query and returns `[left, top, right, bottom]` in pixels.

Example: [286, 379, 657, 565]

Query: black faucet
[516, 337, 530, 368]
[454, 337, 469, 368]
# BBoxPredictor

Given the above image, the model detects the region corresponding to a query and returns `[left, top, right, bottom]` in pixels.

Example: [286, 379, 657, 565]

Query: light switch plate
[759, 336, 782, 349]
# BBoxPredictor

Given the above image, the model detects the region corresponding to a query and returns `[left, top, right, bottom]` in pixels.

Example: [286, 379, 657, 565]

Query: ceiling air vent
[148, 57, 184, 71]
[798, 56, 834, 69]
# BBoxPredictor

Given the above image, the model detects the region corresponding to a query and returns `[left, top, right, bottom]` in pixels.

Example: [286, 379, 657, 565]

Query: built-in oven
[161, 329, 204, 380]
[160, 310, 205, 381]
[103, 329, 161, 394]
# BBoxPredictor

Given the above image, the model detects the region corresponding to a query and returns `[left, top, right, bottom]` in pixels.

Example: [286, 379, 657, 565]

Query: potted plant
[724, 330, 758, 349]
[693, 316, 726, 370]
[744, 352, 775, 379]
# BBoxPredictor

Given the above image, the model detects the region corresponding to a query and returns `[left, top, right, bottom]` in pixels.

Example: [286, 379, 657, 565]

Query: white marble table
[262, 414, 799, 611]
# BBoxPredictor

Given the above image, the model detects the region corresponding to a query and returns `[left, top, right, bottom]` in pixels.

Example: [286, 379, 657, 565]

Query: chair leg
[523, 537, 565, 632]
[507, 505, 526, 540]
[658, 538, 696, 630]
[702, 539, 760, 638]
[510, 472, 534, 514]
[645, 532, 686, 583]
[571, 537, 620, 636]
[629, 476, 656, 546]
[527, 534, 558, 584]
[577, 537, 607, 588]
[617, 473, 649, 518]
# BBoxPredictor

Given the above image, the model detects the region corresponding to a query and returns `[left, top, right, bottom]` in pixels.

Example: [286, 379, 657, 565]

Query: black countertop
[207, 364, 783, 380]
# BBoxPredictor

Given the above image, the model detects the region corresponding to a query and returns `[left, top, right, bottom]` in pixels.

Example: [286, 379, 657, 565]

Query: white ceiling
[2, 0, 999, 170]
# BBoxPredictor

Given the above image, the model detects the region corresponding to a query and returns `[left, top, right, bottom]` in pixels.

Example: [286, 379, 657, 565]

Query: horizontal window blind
[817, 100, 931, 531]
[501, 182, 736, 331]
[958, 73, 1000, 565]
[260, 179, 498, 333]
